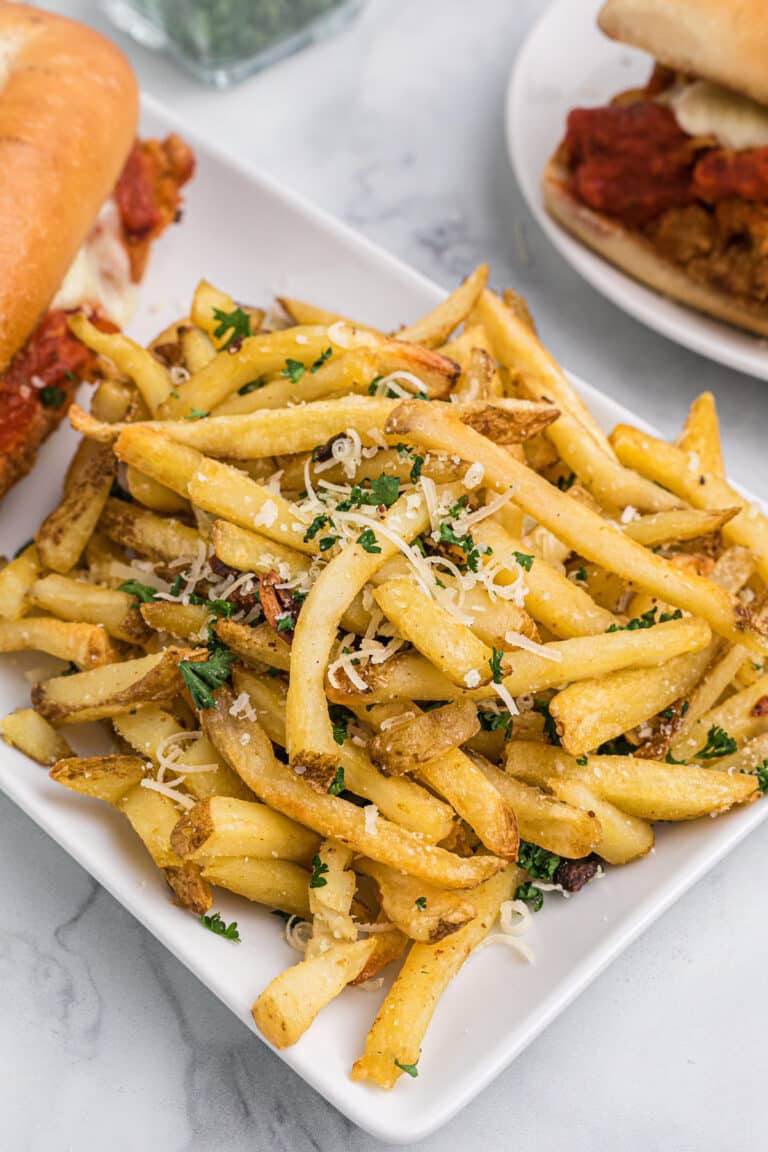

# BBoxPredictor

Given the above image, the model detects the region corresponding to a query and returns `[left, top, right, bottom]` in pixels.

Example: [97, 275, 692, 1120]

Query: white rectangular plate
[1, 94, 767, 1145]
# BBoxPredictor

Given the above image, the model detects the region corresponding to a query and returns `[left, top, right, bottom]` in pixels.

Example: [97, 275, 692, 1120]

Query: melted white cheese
[53, 199, 136, 327]
[669, 80, 768, 151]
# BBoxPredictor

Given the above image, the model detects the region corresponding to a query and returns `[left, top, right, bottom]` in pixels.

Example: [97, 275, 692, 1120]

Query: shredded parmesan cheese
[504, 631, 563, 662]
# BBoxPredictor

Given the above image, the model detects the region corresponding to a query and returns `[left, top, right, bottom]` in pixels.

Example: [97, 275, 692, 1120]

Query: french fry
[351, 920, 408, 985]
[180, 325, 217, 373]
[456, 398, 560, 444]
[675, 392, 724, 477]
[710, 732, 768, 774]
[99, 499, 202, 563]
[187, 458, 318, 555]
[204, 691, 505, 889]
[113, 425, 203, 497]
[475, 757, 602, 857]
[505, 742, 758, 818]
[30, 574, 151, 644]
[0, 617, 121, 668]
[286, 491, 432, 786]
[621, 506, 738, 547]
[0, 709, 73, 765]
[611, 423, 768, 582]
[237, 667, 455, 842]
[113, 706, 252, 802]
[252, 938, 376, 1048]
[373, 578, 493, 688]
[124, 465, 190, 515]
[666, 643, 747, 751]
[170, 796, 319, 864]
[419, 746, 519, 860]
[35, 441, 115, 573]
[368, 699, 480, 774]
[387, 402, 764, 652]
[164, 863, 213, 915]
[0, 545, 41, 620]
[51, 755, 149, 803]
[201, 857, 312, 919]
[211, 519, 312, 580]
[396, 264, 488, 347]
[355, 859, 476, 943]
[547, 777, 654, 865]
[68, 312, 172, 413]
[140, 601, 210, 641]
[212, 347, 381, 416]
[351, 866, 518, 1089]
[33, 647, 202, 726]
[158, 325, 335, 418]
[327, 649, 462, 705]
[473, 290, 681, 511]
[306, 838, 357, 956]
[548, 649, 713, 756]
[215, 619, 291, 671]
[471, 522, 619, 639]
[277, 296, 374, 331]
[670, 674, 768, 762]
[189, 279, 264, 348]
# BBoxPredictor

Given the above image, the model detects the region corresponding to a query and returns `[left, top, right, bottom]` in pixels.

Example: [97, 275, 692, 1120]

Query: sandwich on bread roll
[542, 0, 768, 336]
[0, 3, 194, 500]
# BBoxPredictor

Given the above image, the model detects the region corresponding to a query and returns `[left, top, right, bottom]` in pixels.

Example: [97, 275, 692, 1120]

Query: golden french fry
[51, 755, 148, 804]
[140, 601, 210, 641]
[396, 264, 488, 347]
[164, 862, 213, 915]
[211, 519, 311, 580]
[201, 856, 312, 919]
[190, 279, 263, 348]
[252, 938, 376, 1049]
[125, 465, 190, 515]
[457, 398, 560, 444]
[306, 838, 357, 955]
[30, 574, 151, 644]
[505, 742, 759, 819]
[611, 423, 768, 583]
[0, 616, 121, 668]
[212, 348, 380, 416]
[667, 643, 747, 751]
[215, 619, 292, 671]
[113, 425, 203, 497]
[33, 647, 202, 726]
[355, 859, 476, 943]
[387, 402, 763, 652]
[476, 757, 602, 857]
[0, 709, 73, 766]
[36, 441, 115, 573]
[0, 545, 40, 620]
[69, 312, 172, 413]
[170, 796, 319, 864]
[204, 691, 505, 889]
[622, 506, 738, 547]
[369, 698, 479, 774]
[351, 866, 518, 1089]
[675, 392, 724, 477]
[670, 674, 768, 762]
[99, 498, 202, 563]
[547, 777, 654, 865]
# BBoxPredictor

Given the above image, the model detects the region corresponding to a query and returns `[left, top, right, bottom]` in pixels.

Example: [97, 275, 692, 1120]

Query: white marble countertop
[5, 1, 768, 1148]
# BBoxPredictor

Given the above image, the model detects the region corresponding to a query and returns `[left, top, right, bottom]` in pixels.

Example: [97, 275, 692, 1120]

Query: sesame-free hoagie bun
[0, 3, 138, 371]
[542, 150, 768, 337]
[599, 0, 768, 107]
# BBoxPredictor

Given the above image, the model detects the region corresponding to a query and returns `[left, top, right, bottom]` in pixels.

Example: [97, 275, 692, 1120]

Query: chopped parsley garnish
[394, 1058, 419, 1078]
[607, 607, 683, 633]
[40, 385, 67, 409]
[310, 347, 333, 373]
[599, 734, 634, 756]
[576, 755, 588, 766]
[212, 306, 252, 349]
[438, 522, 487, 572]
[533, 698, 561, 745]
[517, 840, 561, 882]
[665, 750, 686, 764]
[303, 513, 332, 542]
[513, 551, 534, 572]
[357, 528, 381, 554]
[179, 639, 237, 710]
[557, 472, 575, 492]
[170, 574, 184, 596]
[337, 475, 400, 510]
[200, 911, 241, 942]
[118, 579, 158, 603]
[238, 377, 266, 395]
[276, 615, 294, 632]
[327, 766, 345, 795]
[659, 707, 675, 721]
[414, 896, 427, 911]
[751, 760, 768, 793]
[329, 704, 354, 745]
[514, 881, 543, 912]
[574, 566, 588, 582]
[367, 376, 384, 395]
[489, 647, 504, 684]
[185, 407, 209, 421]
[478, 709, 514, 738]
[309, 855, 329, 888]
[409, 454, 423, 483]
[697, 724, 737, 760]
[419, 700, 449, 712]
[281, 357, 306, 384]
[319, 535, 339, 552]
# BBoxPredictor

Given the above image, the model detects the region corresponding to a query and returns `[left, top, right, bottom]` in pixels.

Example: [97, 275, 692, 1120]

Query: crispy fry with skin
[30, 574, 151, 644]
[0, 546, 41, 620]
[368, 699, 480, 775]
[355, 859, 476, 943]
[675, 392, 724, 477]
[170, 796, 319, 864]
[203, 690, 505, 889]
[36, 440, 115, 573]
[387, 402, 764, 652]
[0, 709, 73, 766]
[201, 857, 312, 919]
[0, 616, 121, 668]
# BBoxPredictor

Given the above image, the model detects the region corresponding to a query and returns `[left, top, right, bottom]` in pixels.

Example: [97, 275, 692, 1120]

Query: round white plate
[506, 0, 768, 380]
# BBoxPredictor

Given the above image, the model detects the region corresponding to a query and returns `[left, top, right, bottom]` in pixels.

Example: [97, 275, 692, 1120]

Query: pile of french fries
[2, 264, 767, 1088]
